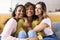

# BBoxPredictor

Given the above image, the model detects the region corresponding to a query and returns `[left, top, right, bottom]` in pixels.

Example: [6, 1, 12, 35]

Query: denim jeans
[0, 36, 1, 40]
[17, 30, 37, 38]
[43, 34, 58, 40]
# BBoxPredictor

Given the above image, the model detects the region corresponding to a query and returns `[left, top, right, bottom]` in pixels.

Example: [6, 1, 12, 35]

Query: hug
[0, 1, 58, 40]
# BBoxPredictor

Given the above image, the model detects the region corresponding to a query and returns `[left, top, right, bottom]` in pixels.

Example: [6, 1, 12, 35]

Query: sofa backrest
[0, 13, 60, 34]
[48, 13, 60, 22]
[0, 13, 11, 33]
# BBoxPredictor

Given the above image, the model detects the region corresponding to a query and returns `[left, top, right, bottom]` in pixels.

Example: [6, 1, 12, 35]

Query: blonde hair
[36, 2, 49, 22]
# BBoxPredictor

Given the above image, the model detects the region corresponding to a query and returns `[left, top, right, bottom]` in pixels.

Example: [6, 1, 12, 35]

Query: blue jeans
[43, 34, 58, 40]
[0, 36, 1, 40]
[17, 30, 37, 38]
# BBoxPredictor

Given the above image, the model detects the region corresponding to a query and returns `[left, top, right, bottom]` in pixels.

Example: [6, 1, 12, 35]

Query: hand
[23, 22, 32, 30]
[23, 18, 31, 28]
[23, 18, 32, 30]
[23, 22, 31, 28]
[26, 38, 39, 40]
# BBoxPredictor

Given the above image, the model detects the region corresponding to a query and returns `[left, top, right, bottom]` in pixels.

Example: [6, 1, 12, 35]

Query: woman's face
[35, 4, 42, 16]
[15, 6, 24, 19]
[26, 5, 34, 17]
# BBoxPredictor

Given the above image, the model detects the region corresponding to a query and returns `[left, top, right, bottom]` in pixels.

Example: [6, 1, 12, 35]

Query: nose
[35, 8, 38, 12]
[21, 11, 23, 13]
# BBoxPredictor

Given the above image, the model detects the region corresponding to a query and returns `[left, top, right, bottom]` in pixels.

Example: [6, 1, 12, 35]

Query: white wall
[11, 0, 41, 11]
[0, 0, 11, 14]
[12, 0, 60, 12]
[43, 0, 60, 12]
[0, 0, 60, 14]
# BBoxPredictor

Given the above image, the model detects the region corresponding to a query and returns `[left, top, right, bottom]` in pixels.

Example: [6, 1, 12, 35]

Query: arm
[2, 36, 26, 40]
[1, 18, 26, 40]
[23, 22, 32, 30]
[26, 37, 39, 40]
[33, 23, 49, 32]
[23, 18, 32, 30]
[33, 18, 51, 32]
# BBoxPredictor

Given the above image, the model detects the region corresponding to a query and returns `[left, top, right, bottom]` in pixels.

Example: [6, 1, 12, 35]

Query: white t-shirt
[41, 18, 54, 36]
[1, 18, 26, 40]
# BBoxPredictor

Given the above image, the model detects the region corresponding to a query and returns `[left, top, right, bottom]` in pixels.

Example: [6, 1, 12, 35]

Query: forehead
[36, 4, 42, 8]
[17, 6, 24, 10]
[26, 5, 34, 9]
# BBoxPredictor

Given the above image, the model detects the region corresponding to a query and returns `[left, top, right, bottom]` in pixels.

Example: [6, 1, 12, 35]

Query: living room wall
[0, 0, 60, 14]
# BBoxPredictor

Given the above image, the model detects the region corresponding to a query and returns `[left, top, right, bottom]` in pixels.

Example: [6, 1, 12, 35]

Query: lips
[19, 14, 23, 18]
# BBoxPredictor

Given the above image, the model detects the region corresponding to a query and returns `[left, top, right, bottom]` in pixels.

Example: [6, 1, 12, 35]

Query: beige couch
[0, 12, 60, 40]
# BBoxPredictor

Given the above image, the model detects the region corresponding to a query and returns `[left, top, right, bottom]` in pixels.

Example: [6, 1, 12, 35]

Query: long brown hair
[4, 5, 26, 25]
[36, 2, 49, 22]
[12, 5, 26, 17]
[25, 2, 38, 20]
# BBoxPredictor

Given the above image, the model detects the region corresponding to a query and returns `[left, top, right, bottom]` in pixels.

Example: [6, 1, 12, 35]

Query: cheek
[15, 11, 19, 15]
[26, 11, 28, 15]
[37, 9, 42, 14]
[26, 11, 28, 14]
[18, 14, 23, 18]
[35, 10, 42, 15]
[32, 12, 34, 15]
[39, 10, 42, 13]
[32, 10, 34, 14]
[15, 12, 18, 16]
[35, 9, 37, 13]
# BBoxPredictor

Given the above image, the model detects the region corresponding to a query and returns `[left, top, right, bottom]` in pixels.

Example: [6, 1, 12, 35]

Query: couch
[0, 12, 60, 40]
[0, 13, 11, 33]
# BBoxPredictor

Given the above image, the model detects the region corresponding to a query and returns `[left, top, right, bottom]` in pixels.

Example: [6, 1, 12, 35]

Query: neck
[14, 16, 19, 22]
[38, 15, 42, 21]
[27, 17, 33, 22]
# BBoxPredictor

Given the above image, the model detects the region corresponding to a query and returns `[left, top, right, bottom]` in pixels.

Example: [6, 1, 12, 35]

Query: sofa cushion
[52, 22, 60, 32]
[52, 22, 60, 40]
[55, 31, 60, 40]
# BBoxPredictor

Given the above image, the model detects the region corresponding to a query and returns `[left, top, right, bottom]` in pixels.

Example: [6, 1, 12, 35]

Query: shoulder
[18, 18, 25, 24]
[41, 18, 51, 26]
[32, 19, 39, 27]
[5, 18, 17, 25]
[9, 18, 16, 22]
[32, 19, 39, 23]
[42, 18, 51, 22]
[43, 18, 51, 20]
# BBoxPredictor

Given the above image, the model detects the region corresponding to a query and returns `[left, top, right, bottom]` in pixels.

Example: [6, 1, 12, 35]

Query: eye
[18, 10, 21, 12]
[30, 8, 34, 10]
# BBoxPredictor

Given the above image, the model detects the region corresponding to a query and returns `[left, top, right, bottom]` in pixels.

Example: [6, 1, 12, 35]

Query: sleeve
[41, 18, 51, 27]
[2, 36, 26, 40]
[1, 18, 26, 40]
[1, 18, 15, 37]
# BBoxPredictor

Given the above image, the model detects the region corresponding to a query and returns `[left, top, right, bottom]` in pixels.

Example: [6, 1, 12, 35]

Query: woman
[33, 2, 57, 40]
[1, 5, 26, 40]
[17, 2, 37, 38]
[17, 2, 42, 40]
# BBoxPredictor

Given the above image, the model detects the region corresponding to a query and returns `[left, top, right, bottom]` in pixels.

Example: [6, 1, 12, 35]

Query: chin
[35, 14, 38, 15]
[19, 17, 22, 19]
[19, 16, 23, 18]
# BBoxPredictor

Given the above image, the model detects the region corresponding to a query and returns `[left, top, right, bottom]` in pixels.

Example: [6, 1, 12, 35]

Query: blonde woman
[34, 2, 57, 40]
